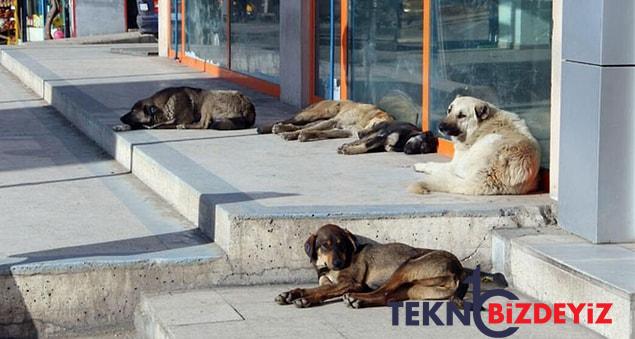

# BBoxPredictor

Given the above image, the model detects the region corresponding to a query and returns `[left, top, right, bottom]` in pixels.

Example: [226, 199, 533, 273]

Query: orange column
[339, 0, 348, 100]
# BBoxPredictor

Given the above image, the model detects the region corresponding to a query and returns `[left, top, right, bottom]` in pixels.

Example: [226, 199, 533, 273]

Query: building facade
[158, 0, 635, 244]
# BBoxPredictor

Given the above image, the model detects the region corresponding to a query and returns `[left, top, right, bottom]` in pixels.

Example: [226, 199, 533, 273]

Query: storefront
[0, 0, 19, 45]
[16, 0, 71, 42]
[168, 0, 552, 167]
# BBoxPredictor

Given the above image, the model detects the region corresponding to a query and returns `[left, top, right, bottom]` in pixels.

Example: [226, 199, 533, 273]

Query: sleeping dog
[337, 121, 438, 155]
[257, 100, 394, 142]
[276, 224, 507, 308]
[113, 87, 256, 131]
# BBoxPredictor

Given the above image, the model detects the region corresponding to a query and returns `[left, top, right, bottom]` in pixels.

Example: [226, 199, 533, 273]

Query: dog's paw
[342, 293, 363, 309]
[176, 123, 187, 129]
[297, 131, 312, 142]
[337, 144, 352, 155]
[275, 292, 291, 305]
[271, 123, 286, 134]
[280, 132, 297, 141]
[275, 289, 303, 305]
[408, 182, 431, 195]
[112, 124, 131, 132]
[293, 298, 313, 308]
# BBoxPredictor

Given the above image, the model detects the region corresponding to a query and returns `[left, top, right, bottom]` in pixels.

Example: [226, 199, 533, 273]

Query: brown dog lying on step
[113, 87, 256, 131]
[257, 100, 393, 142]
[337, 121, 438, 155]
[276, 224, 507, 308]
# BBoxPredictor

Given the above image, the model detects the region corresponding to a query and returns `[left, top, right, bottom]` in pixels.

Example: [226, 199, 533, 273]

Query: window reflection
[185, 0, 227, 66]
[230, 0, 280, 83]
[315, 0, 341, 99]
[430, 0, 552, 166]
[348, 0, 423, 126]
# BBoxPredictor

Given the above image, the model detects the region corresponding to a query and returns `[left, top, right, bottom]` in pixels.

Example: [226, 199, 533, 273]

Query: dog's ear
[304, 234, 317, 262]
[145, 105, 159, 116]
[344, 229, 359, 253]
[474, 103, 489, 121]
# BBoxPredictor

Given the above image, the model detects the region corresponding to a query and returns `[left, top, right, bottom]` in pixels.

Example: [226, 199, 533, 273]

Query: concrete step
[0, 45, 556, 286]
[133, 285, 603, 339]
[1, 241, 228, 338]
[492, 228, 635, 338]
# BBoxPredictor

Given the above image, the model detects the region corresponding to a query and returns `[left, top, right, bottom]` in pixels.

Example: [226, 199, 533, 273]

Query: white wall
[158, 0, 169, 57]
[549, 0, 561, 200]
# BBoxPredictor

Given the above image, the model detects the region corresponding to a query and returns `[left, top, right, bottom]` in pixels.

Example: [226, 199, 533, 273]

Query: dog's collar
[317, 266, 329, 278]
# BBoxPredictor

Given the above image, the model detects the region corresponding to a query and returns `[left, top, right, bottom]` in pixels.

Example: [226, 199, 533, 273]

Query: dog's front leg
[295, 282, 363, 308]
[145, 119, 176, 129]
[276, 282, 363, 308]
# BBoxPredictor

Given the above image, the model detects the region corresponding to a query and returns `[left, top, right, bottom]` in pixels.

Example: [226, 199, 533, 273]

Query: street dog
[113, 87, 256, 131]
[337, 121, 438, 155]
[256, 100, 394, 142]
[275, 224, 507, 309]
[410, 96, 540, 195]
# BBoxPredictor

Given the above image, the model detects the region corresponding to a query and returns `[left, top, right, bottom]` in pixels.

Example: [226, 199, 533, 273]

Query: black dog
[337, 121, 438, 155]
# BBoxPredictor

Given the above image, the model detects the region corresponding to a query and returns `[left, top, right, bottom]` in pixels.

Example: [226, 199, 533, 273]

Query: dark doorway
[126, 0, 139, 30]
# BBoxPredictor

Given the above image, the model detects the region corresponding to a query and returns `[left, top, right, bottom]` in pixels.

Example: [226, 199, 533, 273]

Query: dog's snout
[438, 121, 461, 137]
[120, 113, 132, 124]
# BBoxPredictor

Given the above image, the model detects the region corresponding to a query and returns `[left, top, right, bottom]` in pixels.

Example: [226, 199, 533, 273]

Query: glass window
[315, 0, 341, 99]
[230, 0, 280, 83]
[170, 0, 181, 49]
[185, 0, 228, 66]
[348, 0, 423, 126]
[430, 0, 552, 167]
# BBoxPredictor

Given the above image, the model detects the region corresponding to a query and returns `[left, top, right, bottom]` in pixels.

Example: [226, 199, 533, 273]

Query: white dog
[410, 96, 540, 195]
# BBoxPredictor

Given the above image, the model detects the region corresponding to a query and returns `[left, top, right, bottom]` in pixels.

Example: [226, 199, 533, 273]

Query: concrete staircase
[7, 45, 630, 337]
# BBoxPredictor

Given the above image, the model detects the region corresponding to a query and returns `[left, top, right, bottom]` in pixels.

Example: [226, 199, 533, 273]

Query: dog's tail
[256, 123, 274, 134]
[407, 182, 430, 195]
[463, 268, 509, 288]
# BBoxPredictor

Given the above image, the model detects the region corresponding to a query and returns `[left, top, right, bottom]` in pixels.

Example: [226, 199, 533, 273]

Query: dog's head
[304, 224, 359, 271]
[120, 99, 161, 130]
[439, 96, 494, 140]
[404, 131, 438, 154]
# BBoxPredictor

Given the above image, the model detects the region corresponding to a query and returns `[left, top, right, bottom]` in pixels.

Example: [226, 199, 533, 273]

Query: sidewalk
[134, 284, 602, 339]
[0, 65, 226, 337]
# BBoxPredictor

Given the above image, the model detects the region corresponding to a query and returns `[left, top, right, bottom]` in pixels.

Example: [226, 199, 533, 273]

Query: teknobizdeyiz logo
[389, 266, 613, 338]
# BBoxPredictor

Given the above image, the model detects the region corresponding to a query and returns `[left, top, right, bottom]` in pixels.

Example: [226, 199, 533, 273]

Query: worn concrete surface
[493, 228, 635, 338]
[0, 66, 230, 337]
[135, 284, 602, 339]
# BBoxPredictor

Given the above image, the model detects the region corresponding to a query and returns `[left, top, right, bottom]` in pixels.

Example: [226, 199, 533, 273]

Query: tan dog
[410, 96, 540, 195]
[275, 224, 507, 309]
[257, 100, 394, 142]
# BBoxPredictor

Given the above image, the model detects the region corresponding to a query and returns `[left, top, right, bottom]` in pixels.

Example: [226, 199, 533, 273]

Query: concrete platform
[0, 66, 229, 338]
[493, 228, 635, 338]
[134, 284, 602, 339]
[0, 44, 557, 283]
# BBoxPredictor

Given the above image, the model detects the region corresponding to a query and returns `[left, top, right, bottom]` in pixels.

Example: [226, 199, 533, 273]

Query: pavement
[0, 65, 221, 274]
[0, 61, 228, 338]
[135, 284, 603, 339]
